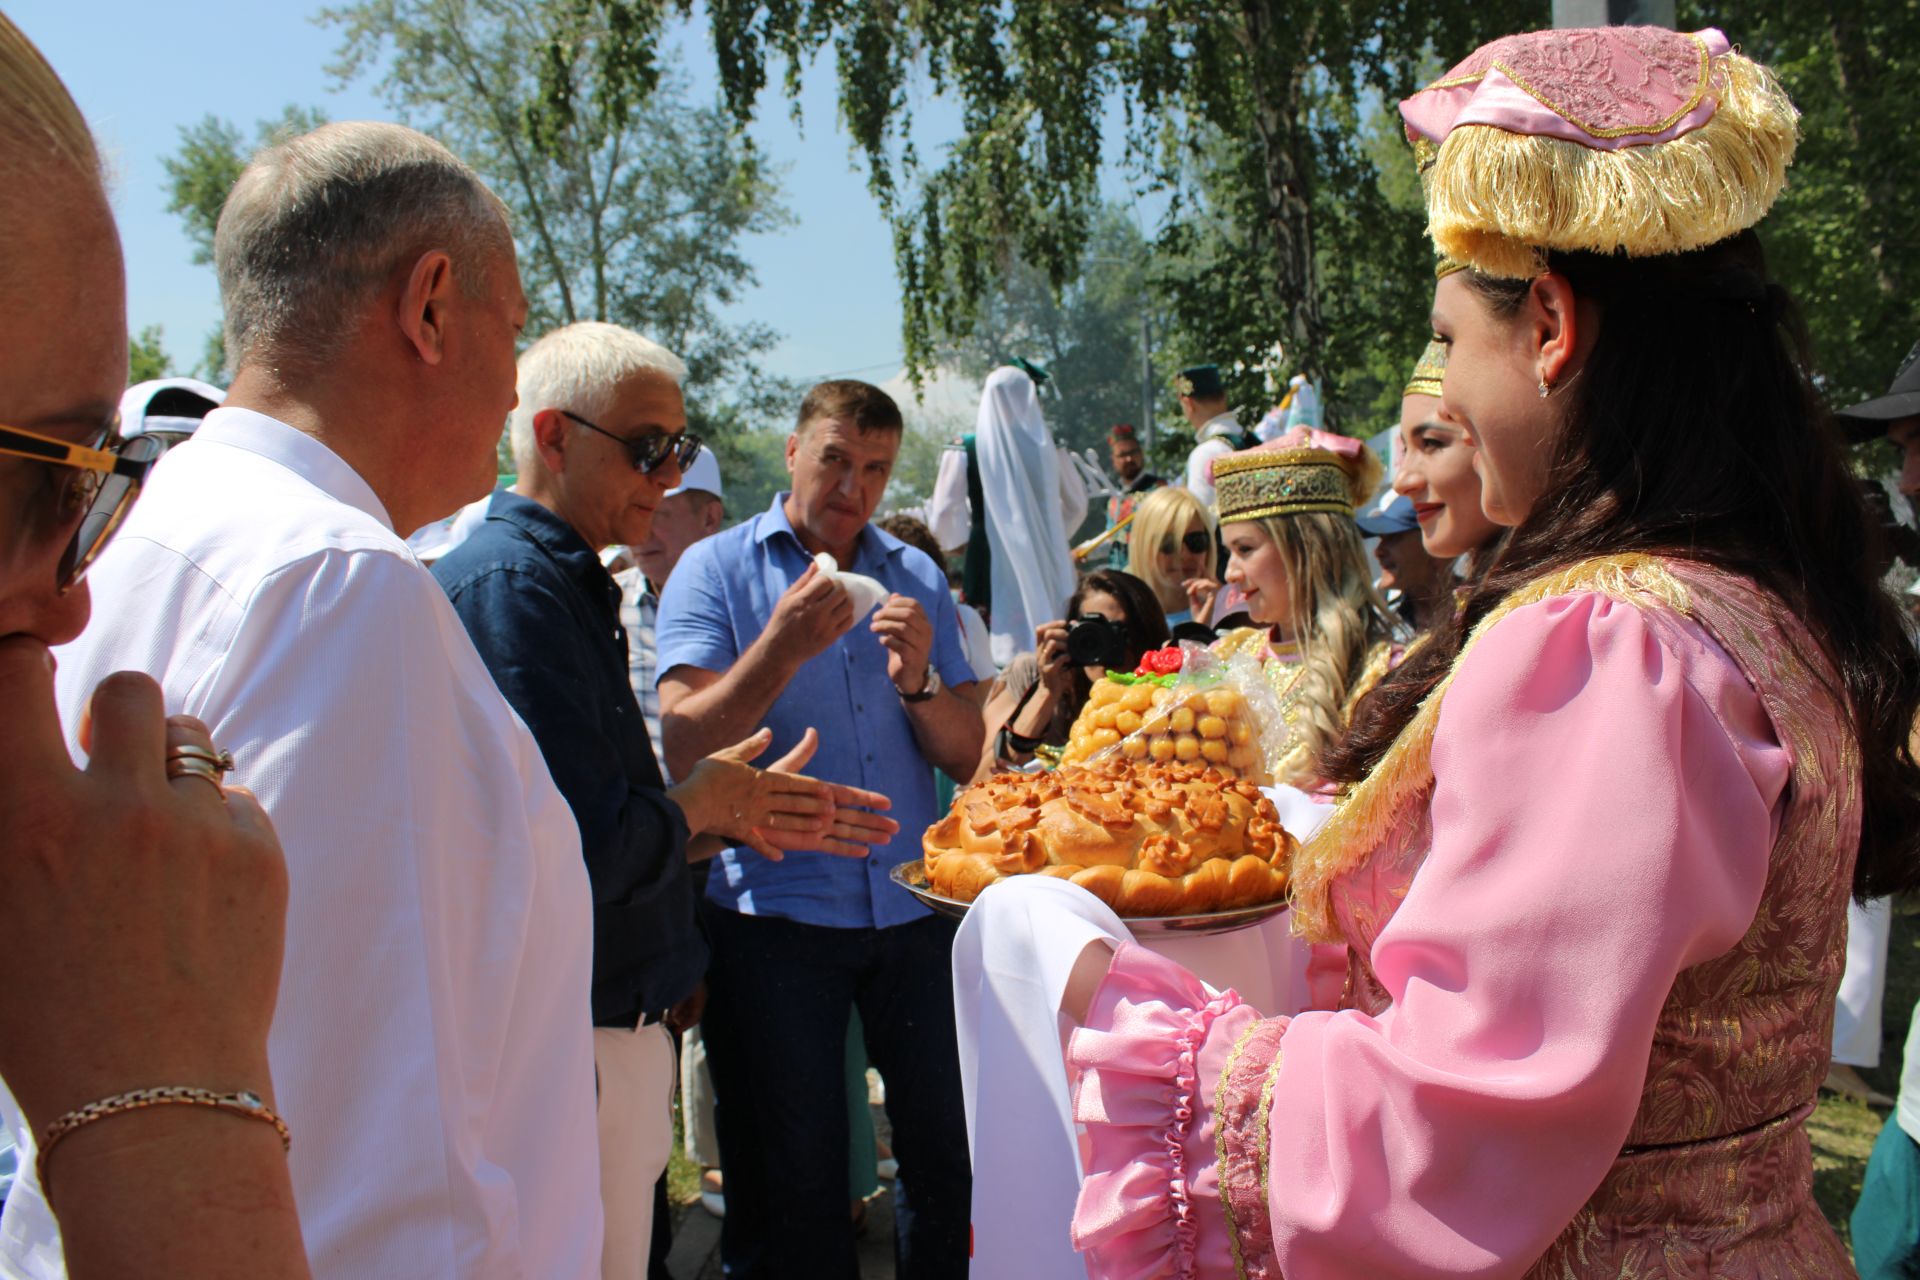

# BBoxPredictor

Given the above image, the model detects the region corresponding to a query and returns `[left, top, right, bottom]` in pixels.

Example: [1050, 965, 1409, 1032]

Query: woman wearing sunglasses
[1125, 485, 1219, 629]
[0, 17, 308, 1280]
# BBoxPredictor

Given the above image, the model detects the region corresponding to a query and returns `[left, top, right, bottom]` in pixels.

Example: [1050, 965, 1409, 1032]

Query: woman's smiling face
[1221, 520, 1292, 631]
[1428, 271, 1560, 527]
[1393, 393, 1500, 560]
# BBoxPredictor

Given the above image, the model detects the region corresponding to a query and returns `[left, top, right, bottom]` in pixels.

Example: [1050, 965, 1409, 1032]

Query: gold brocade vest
[1295, 556, 1860, 1275]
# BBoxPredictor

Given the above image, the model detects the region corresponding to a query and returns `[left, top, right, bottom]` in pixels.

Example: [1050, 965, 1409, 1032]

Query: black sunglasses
[559, 408, 704, 476]
[0, 420, 166, 589]
[1161, 529, 1212, 556]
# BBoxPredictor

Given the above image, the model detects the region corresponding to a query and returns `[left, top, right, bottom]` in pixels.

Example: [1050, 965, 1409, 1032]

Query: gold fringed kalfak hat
[1399, 27, 1799, 280]
[1404, 339, 1447, 400]
[1211, 428, 1382, 525]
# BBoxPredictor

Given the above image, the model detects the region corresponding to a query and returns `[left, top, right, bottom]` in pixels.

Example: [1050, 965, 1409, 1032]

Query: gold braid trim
[1421, 51, 1799, 280]
[1289, 553, 1693, 943]
[1215, 1018, 1263, 1280]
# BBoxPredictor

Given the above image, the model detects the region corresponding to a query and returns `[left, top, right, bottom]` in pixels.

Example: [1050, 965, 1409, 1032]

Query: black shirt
[434, 491, 705, 1026]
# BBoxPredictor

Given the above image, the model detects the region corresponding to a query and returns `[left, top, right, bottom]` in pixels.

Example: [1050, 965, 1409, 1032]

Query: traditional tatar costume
[956, 26, 1853, 1278]
[1207, 429, 1398, 789]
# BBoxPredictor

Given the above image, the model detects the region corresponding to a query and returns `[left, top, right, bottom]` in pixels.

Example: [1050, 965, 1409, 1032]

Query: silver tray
[890, 859, 1289, 937]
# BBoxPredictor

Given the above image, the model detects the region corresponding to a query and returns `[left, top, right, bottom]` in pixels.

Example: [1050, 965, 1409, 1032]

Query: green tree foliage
[128, 325, 174, 384]
[651, 0, 1533, 419]
[162, 106, 331, 265]
[943, 206, 1162, 460]
[1682, 0, 1919, 409]
[321, 0, 800, 448]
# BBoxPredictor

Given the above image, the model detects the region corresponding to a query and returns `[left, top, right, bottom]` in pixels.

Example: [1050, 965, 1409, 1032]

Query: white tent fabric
[974, 367, 1078, 666]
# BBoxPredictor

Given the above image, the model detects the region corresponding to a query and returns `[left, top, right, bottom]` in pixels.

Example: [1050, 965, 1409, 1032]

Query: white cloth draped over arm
[954, 876, 1136, 1280]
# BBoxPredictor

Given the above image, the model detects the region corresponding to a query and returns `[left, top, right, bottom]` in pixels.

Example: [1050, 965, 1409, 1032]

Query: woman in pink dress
[960, 26, 1920, 1277]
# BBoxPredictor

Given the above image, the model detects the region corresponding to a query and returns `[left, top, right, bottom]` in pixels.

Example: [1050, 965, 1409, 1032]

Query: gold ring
[165, 757, 226, 791]
[167, 746, 235, 774]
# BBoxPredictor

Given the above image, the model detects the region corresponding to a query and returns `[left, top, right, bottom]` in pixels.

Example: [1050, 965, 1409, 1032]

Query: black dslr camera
[1065, 613, 1129, 670]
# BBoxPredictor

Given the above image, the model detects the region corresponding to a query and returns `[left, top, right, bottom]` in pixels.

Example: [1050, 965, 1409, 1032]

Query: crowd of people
[5, 12, 1920, 1280]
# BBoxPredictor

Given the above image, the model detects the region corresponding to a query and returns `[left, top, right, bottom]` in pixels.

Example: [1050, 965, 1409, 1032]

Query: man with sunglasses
[433, 323, 899, 1279]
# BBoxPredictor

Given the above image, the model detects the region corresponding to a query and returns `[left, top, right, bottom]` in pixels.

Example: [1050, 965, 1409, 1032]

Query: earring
[1537, 375, 1552, 398]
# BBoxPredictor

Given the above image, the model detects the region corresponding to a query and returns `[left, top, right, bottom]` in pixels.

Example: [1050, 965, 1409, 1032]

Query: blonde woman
[1208, 427, 1402, 787]
[1124, 484, 1218, 628]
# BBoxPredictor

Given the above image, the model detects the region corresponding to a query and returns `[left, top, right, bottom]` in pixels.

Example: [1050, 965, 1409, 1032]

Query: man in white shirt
[1175, 362, 1254, 505]
[1, 121, 603, 1278]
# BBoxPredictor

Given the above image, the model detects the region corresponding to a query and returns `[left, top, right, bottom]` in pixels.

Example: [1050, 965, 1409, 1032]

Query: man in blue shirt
[435, 328, 898, 1279]
[658, 380, 985, 1278]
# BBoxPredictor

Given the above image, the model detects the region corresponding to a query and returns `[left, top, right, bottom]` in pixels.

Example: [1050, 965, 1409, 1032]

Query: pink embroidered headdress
[1399, 27, 1799, 279]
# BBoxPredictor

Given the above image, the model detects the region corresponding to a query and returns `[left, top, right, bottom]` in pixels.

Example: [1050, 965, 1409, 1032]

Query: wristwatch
[898, 665, 943, 703]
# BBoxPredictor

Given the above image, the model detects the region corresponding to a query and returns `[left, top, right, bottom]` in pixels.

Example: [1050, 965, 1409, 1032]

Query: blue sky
[18, 1, 1154, 387]
[16, 0, 914, 383]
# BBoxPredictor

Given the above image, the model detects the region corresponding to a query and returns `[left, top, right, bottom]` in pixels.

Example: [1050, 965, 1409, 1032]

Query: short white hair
[215, 121, 509, 373]
[508, 321, 688, 473]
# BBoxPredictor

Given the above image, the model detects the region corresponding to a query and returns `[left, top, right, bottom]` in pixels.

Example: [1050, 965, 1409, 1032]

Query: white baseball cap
[119, 377, 225, 438]
[666, 447, 724, 501]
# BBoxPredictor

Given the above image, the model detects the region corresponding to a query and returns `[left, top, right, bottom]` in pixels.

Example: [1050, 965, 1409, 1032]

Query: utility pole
[1552, 0, 1674, 25]
[1140, 310, 1155, 452]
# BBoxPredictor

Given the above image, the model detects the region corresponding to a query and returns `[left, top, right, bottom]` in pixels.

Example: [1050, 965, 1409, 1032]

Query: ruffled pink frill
[1067, 942, 1274, 1278]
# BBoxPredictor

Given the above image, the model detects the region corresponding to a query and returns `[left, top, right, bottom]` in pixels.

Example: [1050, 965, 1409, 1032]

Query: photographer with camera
[972, 569, 1169, 780]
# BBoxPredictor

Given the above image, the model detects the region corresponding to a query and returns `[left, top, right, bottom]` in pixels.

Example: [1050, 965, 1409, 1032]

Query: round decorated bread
[921, 757, 1294, 917]
[1059, 648, 1264, 780]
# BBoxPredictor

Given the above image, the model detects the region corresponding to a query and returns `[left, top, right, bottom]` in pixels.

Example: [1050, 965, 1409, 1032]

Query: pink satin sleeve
[1067, 593, 1790, 1279]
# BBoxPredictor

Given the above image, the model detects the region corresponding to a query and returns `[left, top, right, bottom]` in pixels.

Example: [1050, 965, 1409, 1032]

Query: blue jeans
[701, 904, 970, 1279]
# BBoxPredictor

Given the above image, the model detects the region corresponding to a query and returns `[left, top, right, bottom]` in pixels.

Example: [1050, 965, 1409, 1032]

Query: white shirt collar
[1199, 411, 1242, 442]
[193, 406, 395, 532]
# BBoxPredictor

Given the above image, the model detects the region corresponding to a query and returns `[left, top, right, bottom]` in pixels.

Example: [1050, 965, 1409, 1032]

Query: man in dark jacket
[434, 321, 897, 1278]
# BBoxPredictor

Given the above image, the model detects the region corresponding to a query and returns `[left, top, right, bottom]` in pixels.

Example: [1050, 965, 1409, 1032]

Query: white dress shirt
[0, 408, 602, 1279]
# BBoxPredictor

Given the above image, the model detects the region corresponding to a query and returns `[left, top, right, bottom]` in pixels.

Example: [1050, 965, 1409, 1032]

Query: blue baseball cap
[1355, 494, 1419, 538]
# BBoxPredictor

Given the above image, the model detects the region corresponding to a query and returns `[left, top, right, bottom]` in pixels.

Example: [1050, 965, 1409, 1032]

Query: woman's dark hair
[1322, 230, 1920, 900]
[1062, 568, 1170, 710]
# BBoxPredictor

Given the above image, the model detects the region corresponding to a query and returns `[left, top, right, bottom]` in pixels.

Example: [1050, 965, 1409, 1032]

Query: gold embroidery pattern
[1215, 1018, 1288, 1279]
[1421, 30, 1713, 141]
[1214, 1018, 1262, 1280]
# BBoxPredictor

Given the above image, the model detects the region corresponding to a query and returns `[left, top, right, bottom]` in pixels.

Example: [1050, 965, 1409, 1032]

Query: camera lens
[1066, 614, 1127, 669]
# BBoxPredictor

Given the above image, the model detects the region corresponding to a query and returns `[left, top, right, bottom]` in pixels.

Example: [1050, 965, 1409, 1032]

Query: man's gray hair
[508, 321, 688, 473]
[214, 120, 509, 373]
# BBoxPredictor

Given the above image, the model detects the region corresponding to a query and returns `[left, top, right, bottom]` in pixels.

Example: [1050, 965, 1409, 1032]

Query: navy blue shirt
[434, 490, 704, 1025]
[655, 494, 972, 929]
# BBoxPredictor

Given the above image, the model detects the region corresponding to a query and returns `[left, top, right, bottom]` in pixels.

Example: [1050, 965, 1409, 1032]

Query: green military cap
[1173, 363, 1223, 398]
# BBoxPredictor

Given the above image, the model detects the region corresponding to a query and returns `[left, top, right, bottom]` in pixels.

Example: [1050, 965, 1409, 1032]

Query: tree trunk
[1236, 0, 1326, 393]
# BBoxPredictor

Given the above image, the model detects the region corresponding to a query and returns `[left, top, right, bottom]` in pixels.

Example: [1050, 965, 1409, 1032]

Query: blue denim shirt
[655, 494, 972, 929]
[434, 491, 703, 1024]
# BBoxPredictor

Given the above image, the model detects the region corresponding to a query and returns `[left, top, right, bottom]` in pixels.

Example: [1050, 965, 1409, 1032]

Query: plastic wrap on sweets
[1060, 644, 1278, 782]
[922, 755, 1295, 916]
